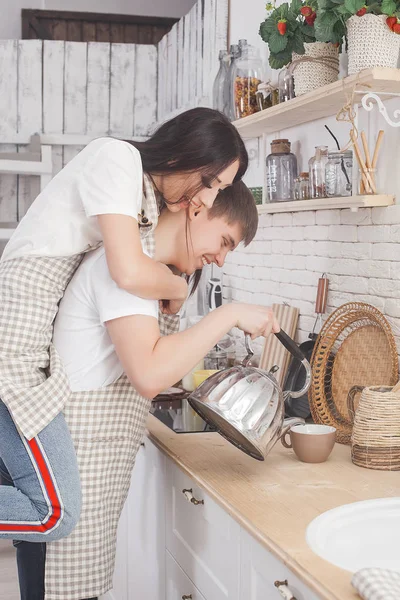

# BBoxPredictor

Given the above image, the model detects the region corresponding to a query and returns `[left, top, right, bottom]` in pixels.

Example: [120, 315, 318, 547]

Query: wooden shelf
[257, 194, 395, 214]
[233, 67, 400, 138]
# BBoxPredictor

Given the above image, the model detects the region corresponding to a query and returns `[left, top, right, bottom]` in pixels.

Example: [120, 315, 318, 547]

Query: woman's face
[176, 208, 242, 276]
[158, 160, 240, 211]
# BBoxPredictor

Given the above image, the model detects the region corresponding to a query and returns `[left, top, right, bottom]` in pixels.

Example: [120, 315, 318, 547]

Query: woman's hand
[231, 303, 280, 340]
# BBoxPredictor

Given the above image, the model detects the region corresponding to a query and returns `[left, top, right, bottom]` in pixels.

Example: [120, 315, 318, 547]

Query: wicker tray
[309, 302, 399, 444]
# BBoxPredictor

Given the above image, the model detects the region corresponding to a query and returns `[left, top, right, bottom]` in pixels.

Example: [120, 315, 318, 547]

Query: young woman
[0, 181, 279, 600]
[0, 107, 247, 545]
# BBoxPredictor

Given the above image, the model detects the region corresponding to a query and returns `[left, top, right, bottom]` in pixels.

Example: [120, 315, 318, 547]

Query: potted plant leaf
[259, 0, 340, 96]
[315, 0, 400, 74]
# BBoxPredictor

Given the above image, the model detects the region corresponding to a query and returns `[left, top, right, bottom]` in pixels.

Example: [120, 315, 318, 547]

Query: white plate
[306, 497, 400, 573]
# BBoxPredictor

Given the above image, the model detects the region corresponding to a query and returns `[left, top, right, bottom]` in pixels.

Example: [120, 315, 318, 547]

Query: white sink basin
[306, 497, 400, 573]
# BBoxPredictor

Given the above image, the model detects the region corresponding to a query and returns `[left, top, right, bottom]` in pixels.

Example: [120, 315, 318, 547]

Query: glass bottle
[238, 38, 248, 54]
[232, 45, 263, 119]
[266, 139, 298, 202]
[309, 146, 329, 199]
[224, 44, 240, 120]
[278, 68, 295, 103]
[294, 172, 310, 200]
[325, 151, 353, 197]
[212, 50, 230, 113]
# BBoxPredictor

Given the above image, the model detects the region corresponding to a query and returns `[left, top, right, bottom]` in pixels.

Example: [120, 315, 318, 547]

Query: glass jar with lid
[294, 172, 310, 200]
[309, 145, 329, 199]
[325, 150, 353, 197]
[232, 45, 263, 119]
[266, 138, 298, 202]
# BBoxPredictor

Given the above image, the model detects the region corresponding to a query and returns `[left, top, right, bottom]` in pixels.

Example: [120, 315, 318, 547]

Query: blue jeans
[0, 400, 81, 542]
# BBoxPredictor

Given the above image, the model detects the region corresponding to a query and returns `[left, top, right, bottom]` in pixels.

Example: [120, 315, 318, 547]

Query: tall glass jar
[325, 151, 353, 197]
[266, 139, 298, 202]
[309, 145, 329, 199]
[225, 44, 240, 120]
[212, 50, 230, 113]
[232, 45, 263, 119]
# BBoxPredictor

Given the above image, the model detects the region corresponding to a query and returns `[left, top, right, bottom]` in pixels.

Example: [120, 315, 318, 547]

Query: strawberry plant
[314, 0, 400, 47]
[259, 0, 319, 68]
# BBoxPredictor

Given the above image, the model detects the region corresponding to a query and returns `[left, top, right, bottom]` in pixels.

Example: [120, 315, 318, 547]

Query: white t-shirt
[53, 246, 158, 392]
[2, 137, 144, 262]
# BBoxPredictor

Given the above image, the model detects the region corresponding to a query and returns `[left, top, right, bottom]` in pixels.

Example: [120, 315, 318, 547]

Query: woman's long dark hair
[128, 107, 248, 203]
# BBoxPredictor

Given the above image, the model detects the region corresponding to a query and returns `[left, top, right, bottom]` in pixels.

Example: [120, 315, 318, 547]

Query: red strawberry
[356, 6, 367, 16]
[387, 16, 397, 30]
[300, 5, 313, 16]
[305, 11, 317, 24]
[277, 19, 287, 35]
[393, 22, 400, 33]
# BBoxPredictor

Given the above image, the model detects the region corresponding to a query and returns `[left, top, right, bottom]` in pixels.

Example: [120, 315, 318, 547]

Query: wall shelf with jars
[232, 67, 400, 139]
[257, 194, 394, 214]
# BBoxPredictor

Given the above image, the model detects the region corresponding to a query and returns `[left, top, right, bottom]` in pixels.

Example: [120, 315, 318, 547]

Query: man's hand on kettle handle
[234, 304, 280, 340]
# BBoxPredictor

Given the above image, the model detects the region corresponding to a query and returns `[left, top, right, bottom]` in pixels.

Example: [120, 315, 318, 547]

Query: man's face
[176, 209, 242, 276]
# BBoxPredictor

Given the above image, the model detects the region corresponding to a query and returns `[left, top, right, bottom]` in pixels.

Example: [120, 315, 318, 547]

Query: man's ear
[188, 201, 206, 221]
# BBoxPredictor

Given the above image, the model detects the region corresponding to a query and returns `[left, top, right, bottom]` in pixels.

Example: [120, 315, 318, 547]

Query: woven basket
[309, 302, 399, 445]
[351, 385, 400, 470]
[347, 14, 400, 75]
[291, 42, 339, 96]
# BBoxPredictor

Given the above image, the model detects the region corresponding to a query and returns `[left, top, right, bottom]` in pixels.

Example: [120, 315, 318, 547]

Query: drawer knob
[274, 580, 297, 600]
[182, 596, 192, 599]
[182, 488, 204, 506]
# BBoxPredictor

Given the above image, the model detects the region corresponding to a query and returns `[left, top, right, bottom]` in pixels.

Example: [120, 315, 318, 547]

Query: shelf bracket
[356, 90, 400, 128]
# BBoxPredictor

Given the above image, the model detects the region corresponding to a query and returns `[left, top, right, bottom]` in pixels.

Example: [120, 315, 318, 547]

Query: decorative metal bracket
[356, 90, 400, 128]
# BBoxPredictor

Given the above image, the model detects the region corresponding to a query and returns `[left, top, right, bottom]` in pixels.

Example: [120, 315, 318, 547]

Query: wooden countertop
[147, 414, 400, 600]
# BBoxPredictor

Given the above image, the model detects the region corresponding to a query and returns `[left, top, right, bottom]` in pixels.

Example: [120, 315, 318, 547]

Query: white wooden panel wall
[0, 39, 157, 222]
[156, 0, 229, 123]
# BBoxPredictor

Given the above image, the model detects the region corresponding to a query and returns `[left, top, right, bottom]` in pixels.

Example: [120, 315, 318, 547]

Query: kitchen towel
[352, 568, 400, 600]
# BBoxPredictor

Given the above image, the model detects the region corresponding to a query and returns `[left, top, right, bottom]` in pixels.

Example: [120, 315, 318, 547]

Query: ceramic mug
[281, 424, 336, 463]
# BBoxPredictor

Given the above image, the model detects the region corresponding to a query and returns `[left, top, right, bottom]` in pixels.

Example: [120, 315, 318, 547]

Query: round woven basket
[309, 302, 399, 445]
[347, 14, 400, 75]
[292, 42, 339, 96]
[351, 385, 400, 470]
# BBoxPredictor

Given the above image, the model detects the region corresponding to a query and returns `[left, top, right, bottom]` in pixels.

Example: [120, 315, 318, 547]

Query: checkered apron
[43, 176, 180, 599]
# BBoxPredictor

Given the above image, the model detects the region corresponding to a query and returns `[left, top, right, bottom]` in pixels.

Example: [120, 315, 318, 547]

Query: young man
[1, 182, 279, 600]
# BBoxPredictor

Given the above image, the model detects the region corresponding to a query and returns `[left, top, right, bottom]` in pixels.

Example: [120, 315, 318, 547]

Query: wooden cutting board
[259, 303, 299, 385]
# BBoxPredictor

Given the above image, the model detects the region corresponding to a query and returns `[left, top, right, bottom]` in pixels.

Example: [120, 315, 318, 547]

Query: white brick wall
[223, 205, 400, 359]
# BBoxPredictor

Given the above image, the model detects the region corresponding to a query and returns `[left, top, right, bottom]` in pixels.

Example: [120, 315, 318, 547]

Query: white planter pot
[292, 42, 339, 96]
[347, 14, 400, 74]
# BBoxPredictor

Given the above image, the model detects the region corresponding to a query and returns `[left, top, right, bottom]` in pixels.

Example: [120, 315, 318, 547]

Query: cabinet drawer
[166, 550, 206, 600]
[166, 459, 240, 600]
[240, 529, 321, 600]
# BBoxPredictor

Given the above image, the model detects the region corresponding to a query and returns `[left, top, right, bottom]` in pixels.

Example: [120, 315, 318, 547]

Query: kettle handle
[274, 329, 306, 361]
[244, 330, 312, 400]
[244, 329, 306, 361]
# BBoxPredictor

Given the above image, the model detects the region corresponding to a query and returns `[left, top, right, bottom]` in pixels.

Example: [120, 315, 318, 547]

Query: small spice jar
[294, 172, 310, 200]
[325, 151, 353, 197]
[232, 45, 263, 119]
[256, 81, 279, 111]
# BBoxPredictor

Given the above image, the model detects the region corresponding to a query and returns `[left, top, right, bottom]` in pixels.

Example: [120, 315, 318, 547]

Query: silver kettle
[188, 330, 311, 460]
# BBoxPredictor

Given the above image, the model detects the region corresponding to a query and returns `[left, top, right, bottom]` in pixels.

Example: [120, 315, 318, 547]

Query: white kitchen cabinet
[110, 438, 322, 600]
[240, 528, 320, 600]
[110, 438, 167, 600]
[166, 550, 206, 600]
[165, 458, 241, 600]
